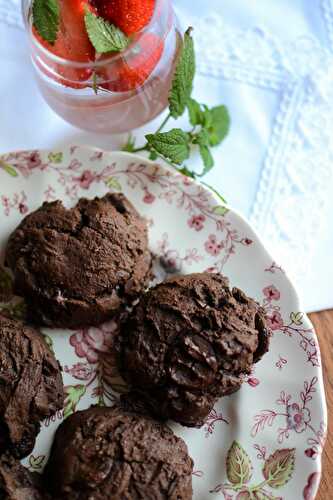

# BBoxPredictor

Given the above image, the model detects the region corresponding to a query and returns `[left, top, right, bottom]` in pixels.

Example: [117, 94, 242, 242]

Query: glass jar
[21, 0, 181, 134]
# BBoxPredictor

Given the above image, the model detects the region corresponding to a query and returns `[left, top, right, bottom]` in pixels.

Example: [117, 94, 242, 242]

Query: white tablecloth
[1, 0, 333, 313]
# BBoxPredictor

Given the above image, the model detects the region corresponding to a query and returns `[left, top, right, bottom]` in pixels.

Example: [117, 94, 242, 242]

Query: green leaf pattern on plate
[48, 152, 63, 164]
[262, 449, 295, 489]
[0, 159, 18, 177]
[106, 177, 122, 191]
[227, 441, 253, 486]
[63, 385, 86, 419]
[214, 441, 295, 498]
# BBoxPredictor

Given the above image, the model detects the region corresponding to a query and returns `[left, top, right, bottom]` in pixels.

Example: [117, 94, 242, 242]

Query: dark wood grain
[308, 310, 333, 500]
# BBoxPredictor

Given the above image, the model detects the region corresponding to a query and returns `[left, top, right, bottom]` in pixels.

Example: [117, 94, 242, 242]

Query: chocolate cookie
[117, 273, 270, 427]
[5, 193, 152, 328]
[0, 453, 49, 500]
[44, 406, 193, 500]
[0, 315, 64, 458]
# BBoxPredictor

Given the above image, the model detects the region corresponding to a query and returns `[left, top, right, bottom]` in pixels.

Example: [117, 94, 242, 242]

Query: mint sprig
[85, 11, 129, 53]
[123, 27, 230, 200]
[146, 130, 190, 165]
[32, 0, 60, 45]
[169, 27, 195, 119]
[192, 128, 214, 174]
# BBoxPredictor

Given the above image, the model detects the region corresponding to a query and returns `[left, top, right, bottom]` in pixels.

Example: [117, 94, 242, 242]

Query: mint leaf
[32, 0, 59, 45]
[122, 134, 136, 153]
[199, 146, 213, 171]
[193, 129, 214, 174]
[179, 166, 195, 178]
[85, 11, 129, 53]
[149, 151, 158, 161]
[188, 98, 203, 126]
[146, 129, 190, 164]
[207, 105, 230, 146]
[169, 28, 195, 118]
[201, 180, 227, 204]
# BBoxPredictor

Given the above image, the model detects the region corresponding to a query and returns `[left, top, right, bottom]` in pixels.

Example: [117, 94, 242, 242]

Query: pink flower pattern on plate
[1, 191, 28, 216]
[188, 214, 206, 231]
[204, 234, 224, 256]
[73, 170, 96, 190]
[143, 189, 155, 204]
[266, 311, 284, 330]
[64, 362, 94, 381]
[263, 285, 281, 301]
[287, 403, 311, 433]
[70, 322, 115, 364]
[303, 472, 321, 500]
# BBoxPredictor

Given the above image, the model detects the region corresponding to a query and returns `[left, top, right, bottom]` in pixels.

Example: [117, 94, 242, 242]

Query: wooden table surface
[308, 310, 332, 500]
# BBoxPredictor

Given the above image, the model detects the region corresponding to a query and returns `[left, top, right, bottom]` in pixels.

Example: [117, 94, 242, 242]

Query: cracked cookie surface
[0, 315, 64, 458]
[117, 273, 270, 427]
[44, 405, 193, 500]
[5, 194, 152, 328]
[0, 453, 50, 499]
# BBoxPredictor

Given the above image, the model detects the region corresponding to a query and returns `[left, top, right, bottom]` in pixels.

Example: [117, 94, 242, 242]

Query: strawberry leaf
[226, 441, 253, 486]
[85, 11, 129, 53]
[263, 449, 295, 488]
[32, 0, 60, 45]
[146, 129, 190, 165]
[169, 28, 195, 118]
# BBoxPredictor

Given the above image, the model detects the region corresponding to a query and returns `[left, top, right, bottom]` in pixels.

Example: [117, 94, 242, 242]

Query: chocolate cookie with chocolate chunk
[0, 453, 49, 500]
[6, 193, 152, 328]
[117, 272, 270, 427]
[44, 406, 193, 500]
[0, 315, 64, 458]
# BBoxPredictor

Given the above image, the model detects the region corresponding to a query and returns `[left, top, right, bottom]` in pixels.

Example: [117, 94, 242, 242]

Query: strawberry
[97, 32, 164, 91]
[92, 0, 155, 35]
[33, 0, 95, 88]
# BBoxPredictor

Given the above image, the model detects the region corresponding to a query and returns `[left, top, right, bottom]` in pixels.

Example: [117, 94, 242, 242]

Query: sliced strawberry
[92, 0, 155, 35]
[33, 0, 95, 88]
[97, 32, 164, 91]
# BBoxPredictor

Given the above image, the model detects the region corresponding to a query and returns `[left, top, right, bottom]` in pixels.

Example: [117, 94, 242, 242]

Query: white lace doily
[0, 0, 22, 29]
[2, 0, 333, 295]
[193, 1, 333, 285]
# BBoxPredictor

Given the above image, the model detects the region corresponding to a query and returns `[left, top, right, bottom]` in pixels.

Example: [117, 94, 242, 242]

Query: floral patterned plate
[0, 146, 327, 500]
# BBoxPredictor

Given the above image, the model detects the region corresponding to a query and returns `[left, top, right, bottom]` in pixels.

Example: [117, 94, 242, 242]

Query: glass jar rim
[22, 0, 167, 69]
